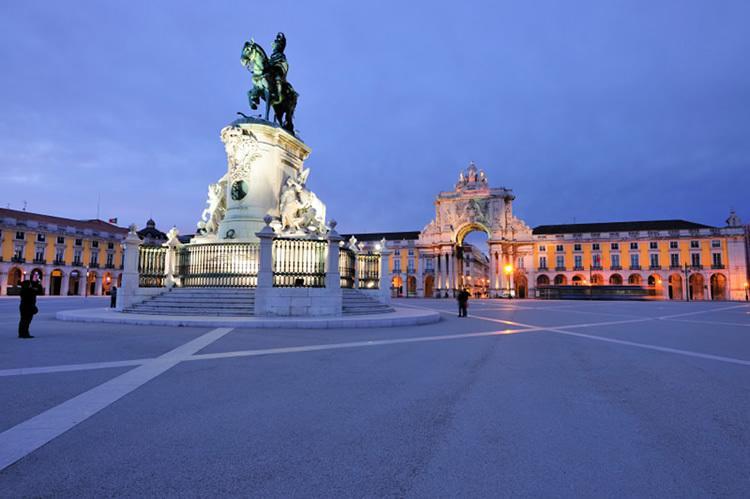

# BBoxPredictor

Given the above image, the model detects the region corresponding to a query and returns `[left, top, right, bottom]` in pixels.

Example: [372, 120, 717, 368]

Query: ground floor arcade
[0, 264, 121, 296]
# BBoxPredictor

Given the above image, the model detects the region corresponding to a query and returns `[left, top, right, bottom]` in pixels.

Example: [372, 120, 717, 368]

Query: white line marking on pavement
[661, 318, 750, 328]
[0, 359, 150, 377]
[186, 327, 541, 362]
[655, 304, 750, 320]
[542, 327, 750, 367]
[0, 327, 234, 472]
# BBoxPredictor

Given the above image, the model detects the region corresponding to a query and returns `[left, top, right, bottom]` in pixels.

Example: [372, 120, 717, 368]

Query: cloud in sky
[1, 1, 749, 233]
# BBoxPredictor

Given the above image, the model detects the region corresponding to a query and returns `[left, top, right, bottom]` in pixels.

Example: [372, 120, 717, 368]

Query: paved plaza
[1, 297, 749, 497]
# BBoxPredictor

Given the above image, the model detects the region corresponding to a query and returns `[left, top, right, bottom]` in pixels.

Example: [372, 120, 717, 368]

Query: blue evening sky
[1, 1, 748, 234]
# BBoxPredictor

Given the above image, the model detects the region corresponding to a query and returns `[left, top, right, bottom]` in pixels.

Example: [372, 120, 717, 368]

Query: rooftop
[532, 219, 715, 235]
[0, 207, 128, 234]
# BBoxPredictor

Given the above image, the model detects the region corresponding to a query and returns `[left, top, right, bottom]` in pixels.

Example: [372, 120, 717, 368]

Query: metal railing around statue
[357, 253, 381, 289]
[176, 242, 259, 287]
[272, 238, 327, 287]
[339, 247, 356, 288]
[138, 246, 167, 287]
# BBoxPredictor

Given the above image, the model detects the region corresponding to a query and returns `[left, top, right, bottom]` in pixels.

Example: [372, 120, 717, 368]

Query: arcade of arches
[1, 265, 121, 296]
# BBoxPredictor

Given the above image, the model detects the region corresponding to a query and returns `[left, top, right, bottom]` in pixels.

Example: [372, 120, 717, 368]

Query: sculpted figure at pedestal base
[278, 168, 327, 236]
[196, 174, 228, 236]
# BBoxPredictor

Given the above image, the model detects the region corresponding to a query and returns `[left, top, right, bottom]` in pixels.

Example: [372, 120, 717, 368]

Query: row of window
[539, 252, 723, 269]
[539, 240, 721, 253]
[8, 231, 116, 249]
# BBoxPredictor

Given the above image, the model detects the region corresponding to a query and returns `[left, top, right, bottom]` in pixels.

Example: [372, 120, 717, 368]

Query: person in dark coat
[18, 275, 42, 339]
[457, 288, 470, 318]
[110, 285, 118, 308]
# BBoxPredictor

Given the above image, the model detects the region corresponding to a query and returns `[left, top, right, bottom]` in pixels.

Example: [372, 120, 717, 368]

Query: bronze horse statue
[240, 39, 298, 135]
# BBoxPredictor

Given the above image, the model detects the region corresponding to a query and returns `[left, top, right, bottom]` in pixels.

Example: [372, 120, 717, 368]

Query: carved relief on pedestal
[278, 168, 327, 236]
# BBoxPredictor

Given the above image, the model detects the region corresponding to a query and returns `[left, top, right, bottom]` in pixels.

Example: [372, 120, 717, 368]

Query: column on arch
[488, 244, 497, 295]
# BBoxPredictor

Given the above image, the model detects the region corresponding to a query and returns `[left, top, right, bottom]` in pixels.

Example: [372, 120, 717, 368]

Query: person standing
[110, 285, 118, 308]
[18, 274, 42, 339]
[457, 288, 469, 318]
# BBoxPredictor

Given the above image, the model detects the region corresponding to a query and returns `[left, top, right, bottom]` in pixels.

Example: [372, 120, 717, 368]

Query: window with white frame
[712, 253, 722, 267]
[649, 242, 657, 249]
[691, 253, 701, 266]
[611, 242, 619, 250]
[556, 244, 564, 252]
[670, 253, 679, 267]
[556, 255, 565, 269]
[630, 242, 638, 250]
[670, 241, 678, 249]
[592, 254, 601, 268]
[539, 256, 547, 269]
[650, 253, 659, 268]
[574, 255, 582, 268]
[592, 243, 600, 251]
[611, 254, 620, 268]
[690, 240, 699, 249]
[574, 244, 582, 252]
[630, 253, 639, 268]
[711, 240, 721, 248]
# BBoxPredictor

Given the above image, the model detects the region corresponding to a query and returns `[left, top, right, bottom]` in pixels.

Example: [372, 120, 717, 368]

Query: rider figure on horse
[268, 33, 289, 106]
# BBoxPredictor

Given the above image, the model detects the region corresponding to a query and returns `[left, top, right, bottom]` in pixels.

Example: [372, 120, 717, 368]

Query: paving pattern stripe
[0, 359, 151, 377]
[0, 327, 234, 473]
[662, 318, 750, 328]
[543, 327, 750, 366]
[185, 327, 540, 362]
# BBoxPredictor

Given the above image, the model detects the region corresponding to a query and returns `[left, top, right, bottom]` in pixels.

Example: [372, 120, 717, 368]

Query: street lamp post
[683, 263, 690, 302]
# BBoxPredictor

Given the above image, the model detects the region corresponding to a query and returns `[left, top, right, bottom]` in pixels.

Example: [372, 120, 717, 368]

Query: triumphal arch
[418, 162, 534, 297]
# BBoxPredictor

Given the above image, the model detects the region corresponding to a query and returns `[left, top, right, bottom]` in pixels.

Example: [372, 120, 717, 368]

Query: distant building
[0, 208, 128, 296]
[137, 218, 168, 246]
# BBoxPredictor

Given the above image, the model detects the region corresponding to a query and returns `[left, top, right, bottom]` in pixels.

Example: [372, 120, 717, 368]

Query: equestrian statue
[239, 32, 298, 135]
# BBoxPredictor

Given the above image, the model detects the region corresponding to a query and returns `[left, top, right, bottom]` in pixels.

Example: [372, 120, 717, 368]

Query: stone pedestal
[116, 228, 144, 311]
[218, 119, 311, 241]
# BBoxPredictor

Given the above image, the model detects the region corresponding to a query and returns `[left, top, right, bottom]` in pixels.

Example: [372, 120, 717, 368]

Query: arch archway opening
[609, 274, 623, 285]
[50, 269, 64, 296]
[689, 273, 705, 300]
[710, 273, 727, 301]
[459, 228, 490, 298]
[668, 274, 683, 300]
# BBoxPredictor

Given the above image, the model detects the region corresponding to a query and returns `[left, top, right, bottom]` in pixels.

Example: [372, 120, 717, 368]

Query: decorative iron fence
[273, 238, 327, 287]
[176, 242, 259, 287]
[339, 247, 356, 288]
[357, 253, 380, 289]
[138, 246, 166, 287]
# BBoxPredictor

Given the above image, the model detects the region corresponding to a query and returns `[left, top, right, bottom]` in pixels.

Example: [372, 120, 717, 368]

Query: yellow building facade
[530, 220, 747, 300]
[0, 208, 127, 296]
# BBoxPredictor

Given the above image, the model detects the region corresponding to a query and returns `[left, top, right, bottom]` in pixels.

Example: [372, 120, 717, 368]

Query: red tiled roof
[0, 208, 128, 234]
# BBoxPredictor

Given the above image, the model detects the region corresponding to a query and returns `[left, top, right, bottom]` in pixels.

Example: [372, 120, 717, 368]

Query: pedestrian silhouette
[18, 275, 42, 339]
[457, 288, 470, 317]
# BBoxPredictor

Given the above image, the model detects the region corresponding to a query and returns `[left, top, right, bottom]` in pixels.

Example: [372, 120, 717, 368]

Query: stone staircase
[125, 287, 393, 317]
[342, 289, 394, 315]
[125, 287, 255, 316]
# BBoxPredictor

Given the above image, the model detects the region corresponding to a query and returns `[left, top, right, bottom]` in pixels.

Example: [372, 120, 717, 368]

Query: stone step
[132, 304, 253, 311]
[124, 310, 254, 316]
[147, 298, 255, 304]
